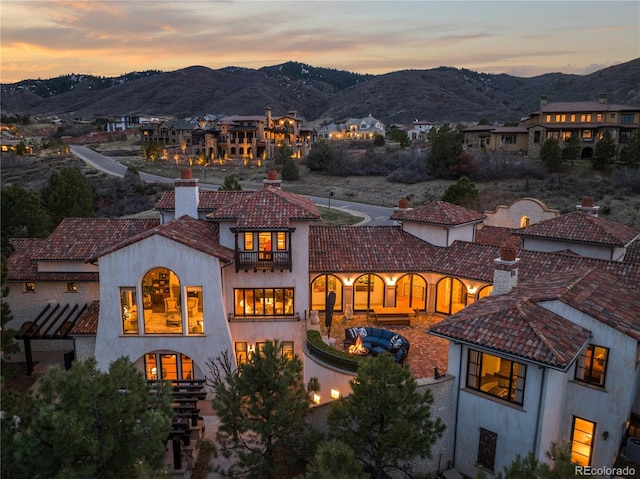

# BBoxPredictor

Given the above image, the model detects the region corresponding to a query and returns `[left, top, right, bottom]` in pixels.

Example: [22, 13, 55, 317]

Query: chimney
[394, 198, 412, 214]
[576, 196, 599, 217]
[288, 110, 298, 118]
[599, 93, 608, 104]
[540, 95, 549, 106]
[174, 168, 199, 219]
[491, 246, 520, 295]
[265, 107, 272, 127]
[263, 169, 282, 188]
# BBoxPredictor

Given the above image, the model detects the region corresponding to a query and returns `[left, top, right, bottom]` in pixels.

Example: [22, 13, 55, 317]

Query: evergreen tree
[297, 439, 368, 479]
[386, 127, 410, 147]
[2, 357, 173, 479]
[442, 176, 480, 210]
[281, 158, 300, 181]
[619, 127, 640, 169]
[1, 255, 19, 358]
[428, 126, 464, 178]
[540, 138, 564, 172]
[219, 175, 242, 191]
[1, 183, 53, 253]
[372, 133, 385, 146]
[305, 140, 333, 172]
[591, 129, 617, 170]
[492, 442, 578, 479]
[562, 133, 581, 169]
[41, 167, 94, 226]
[208, 342, 320, 479]
[327, 354, 445, 479]
[274, 143, 293, 166]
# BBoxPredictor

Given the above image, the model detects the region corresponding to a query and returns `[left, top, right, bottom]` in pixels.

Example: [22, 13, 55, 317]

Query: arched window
[311, 274, 343, 312]
[395, 274, 427, 311]
[519, 216, 530, 227]
[142, 267, 183, 334]
[353, 274, 384, 311]
[436, 277, 468, 315]
[477, 285, 493, 299]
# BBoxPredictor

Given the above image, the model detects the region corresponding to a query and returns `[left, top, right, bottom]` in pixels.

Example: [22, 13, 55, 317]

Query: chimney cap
[500, 246, 518, 261]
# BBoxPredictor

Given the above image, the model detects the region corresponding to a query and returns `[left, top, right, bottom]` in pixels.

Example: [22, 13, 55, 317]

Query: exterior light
[344, 278, 354, 286]
[386, 277, 397, 286]
[467, 286, 477, 294]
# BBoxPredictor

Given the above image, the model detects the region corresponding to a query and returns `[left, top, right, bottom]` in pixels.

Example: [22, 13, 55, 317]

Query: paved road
[70, 145, 395, 226]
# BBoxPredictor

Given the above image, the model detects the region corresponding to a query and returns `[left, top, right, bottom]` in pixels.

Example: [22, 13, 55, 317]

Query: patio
[318, 311, 450, 380]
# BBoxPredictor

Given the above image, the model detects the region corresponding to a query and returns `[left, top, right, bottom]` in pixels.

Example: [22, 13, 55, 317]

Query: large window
[621, 113, 635, 123]
[311, 274, 343, 311]
[142, 267, 182, 334]
[575, 344, 608, 387]
[144, 352, 194, 381]
[234, 288, 294, 317]
[395, 274, 427, 311]
[467, 349, 526, 405]
[571, 416, 595, 466]
[353, 274, 385, 311]
[186, 286, 203, 334]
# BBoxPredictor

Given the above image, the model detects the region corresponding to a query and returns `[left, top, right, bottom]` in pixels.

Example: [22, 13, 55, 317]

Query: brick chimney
[394, 198, 412, 214]
[263, 169, 282, 188]
[599, 93, 608, 104]
[174, 168, 199, 219]
[491, 246, 520, 295]
[576, 196, 599, 217]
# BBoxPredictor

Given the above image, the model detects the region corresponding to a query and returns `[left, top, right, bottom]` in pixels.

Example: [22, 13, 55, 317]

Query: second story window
[66, 282, 77, 293]
[467, 349, 526, 405]
[575, 344, 608, 387]
[621, 113, 635, 123]
[24, 282, 35, 293]
[236, 230, 291, 271]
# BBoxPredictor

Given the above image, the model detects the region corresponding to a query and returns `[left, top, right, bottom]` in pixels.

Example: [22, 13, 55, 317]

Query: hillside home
[462, 125, 529, 154]
[5, 171, 640, 476]
[106, 115, 141, 132]
[407, 120, 434, 141]
[520, 94, 640, 160]
[317, 114, 385, 141]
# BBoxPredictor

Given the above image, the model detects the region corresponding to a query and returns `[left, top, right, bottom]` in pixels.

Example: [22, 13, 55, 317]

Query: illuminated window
[555, 114, 566, 122]
[570, 114, 576, 122]
[234, 288, 294, 317]
[582, 130, 593, 140]
[436, 277, 468, 315]
[120, 287, 138, 335]
[244, 232, 254, 250]
[276, 232, 286, 250]
[580, 114, 592, 122]
[235, 342, 248, 364]
[575, 344, 608, 387]
[282, 341, 294, 359]
[142, 267, 182, 334]
[467, 349, 526, 405]
[144, 352, 194, 381]
[66, 282, 77, 292]
[596, 113, 603, 122]
[24, 282, 35, 292]
[571, 417, 595, 466]
[561, 131, 572, 143]
[545, 114, 551, 123]
[186, 286, 203, 334]
[520, 216, 530, 227]
[477, 285, 493, 299]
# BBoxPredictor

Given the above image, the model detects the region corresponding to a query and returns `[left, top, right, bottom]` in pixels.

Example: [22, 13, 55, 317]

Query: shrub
[473, 152, 546, 181]
[612, 168, 640, 193]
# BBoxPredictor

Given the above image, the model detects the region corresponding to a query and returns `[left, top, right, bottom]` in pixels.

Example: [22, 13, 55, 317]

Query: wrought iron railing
[235, 251, 291, 272]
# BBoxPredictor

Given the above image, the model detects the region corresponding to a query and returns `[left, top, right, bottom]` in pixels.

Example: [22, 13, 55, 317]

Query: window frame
[66, 282, 77, 293]
[467, 349, 527, 405]
[571, 416, 595, 466]
[574, 344, 608, 388]
[621, 113, 634, 123]
[24, 282, 35, 293]
[234, 287, 295, 317]
[477, 427, 498, 472]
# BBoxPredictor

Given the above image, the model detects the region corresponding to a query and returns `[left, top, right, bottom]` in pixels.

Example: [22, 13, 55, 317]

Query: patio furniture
[165, 298, 181, 326]
[344, 326, 410, 364]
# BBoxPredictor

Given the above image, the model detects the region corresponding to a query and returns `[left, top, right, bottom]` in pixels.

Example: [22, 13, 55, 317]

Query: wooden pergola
[15, 303, 89, 375]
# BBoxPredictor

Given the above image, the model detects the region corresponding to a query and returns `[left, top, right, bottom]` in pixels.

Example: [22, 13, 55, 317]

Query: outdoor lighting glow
[386, 277, 397, 286]
[467, 286, 477, 294]
[343, 278, 354, 286]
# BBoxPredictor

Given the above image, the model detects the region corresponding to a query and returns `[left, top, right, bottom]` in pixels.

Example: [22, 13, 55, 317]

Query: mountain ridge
[2, 59, 639, 125]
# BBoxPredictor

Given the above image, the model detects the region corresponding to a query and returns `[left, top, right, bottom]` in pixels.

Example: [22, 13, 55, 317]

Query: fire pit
[347, 335, 369, 356]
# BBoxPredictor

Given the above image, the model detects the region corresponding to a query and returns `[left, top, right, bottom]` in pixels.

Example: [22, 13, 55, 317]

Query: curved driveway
[70, 145, 395, 226]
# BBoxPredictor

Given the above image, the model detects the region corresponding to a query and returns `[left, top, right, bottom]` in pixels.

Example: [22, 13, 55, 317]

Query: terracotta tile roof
[155, 190, 251, 211]
[6, 238, 99, 282]
[524, 268, 640, 341]
[429, 265, 640, 367]
[475, 225, 522, 248]
[516, 211, 639, 246]
[207, 187, 320, 228]
[32, 218, 159, 261]
[534, 101, 639, 113]
[70, 300, 100, 335]
[428, 294, 591, 370]
[91, 216, 234, 263]
[623, 240, 640, 264]
[391, 201, 486, 226]
[309, 226, 439, 273]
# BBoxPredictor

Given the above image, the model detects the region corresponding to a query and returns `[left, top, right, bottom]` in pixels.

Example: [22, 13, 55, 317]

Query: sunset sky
[2, 0, 638, 84]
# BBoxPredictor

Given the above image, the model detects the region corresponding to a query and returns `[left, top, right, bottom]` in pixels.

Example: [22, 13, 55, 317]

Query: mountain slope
[2, 59, 639, 125]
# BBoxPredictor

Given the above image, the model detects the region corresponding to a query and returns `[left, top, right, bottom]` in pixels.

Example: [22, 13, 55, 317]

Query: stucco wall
[483, 198, 558, 228]
[401, 223, 475, 247]
[522, 237, 614, 260]
[93, 234, 233, 379]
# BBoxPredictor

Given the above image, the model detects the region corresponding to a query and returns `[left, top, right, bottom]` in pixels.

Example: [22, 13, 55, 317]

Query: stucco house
[5, 170, 640, 476]
[317, 114, 385, 141]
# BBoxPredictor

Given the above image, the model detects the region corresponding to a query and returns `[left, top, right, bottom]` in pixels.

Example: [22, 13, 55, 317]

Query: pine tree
[591, 129, 617, 170]
[41, 167, 94, 226]
[327, 354, 445, 479]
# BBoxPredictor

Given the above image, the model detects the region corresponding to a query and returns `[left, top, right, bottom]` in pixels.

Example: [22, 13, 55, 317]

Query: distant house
[462, 125, 529, 154]
[520, 94, 640, 160]
[318, 114, 385, 141]
[407, 120, 434, 141]
[106, 116, 141, 132]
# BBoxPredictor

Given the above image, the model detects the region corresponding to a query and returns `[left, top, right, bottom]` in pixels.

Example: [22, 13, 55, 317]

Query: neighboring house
[318, 114, 385, 141]
[141, 108, 315, 161]
[519, 94, 640, 160]
[5, 171, 640, 476]
[462, 125, 529, 154]
[106, 116, 141, 132]
[406, 120, 434, 141]
[429, 254, 640, 476]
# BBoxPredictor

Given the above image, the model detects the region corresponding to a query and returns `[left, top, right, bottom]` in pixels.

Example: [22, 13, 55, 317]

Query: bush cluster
[472, 152, 547, 181]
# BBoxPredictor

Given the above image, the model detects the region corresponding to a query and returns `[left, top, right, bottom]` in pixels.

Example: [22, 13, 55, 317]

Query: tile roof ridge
[520, 301, 568, 366]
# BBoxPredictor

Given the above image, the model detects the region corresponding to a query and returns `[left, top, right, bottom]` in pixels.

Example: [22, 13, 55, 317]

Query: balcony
[235, 251, 292, 272]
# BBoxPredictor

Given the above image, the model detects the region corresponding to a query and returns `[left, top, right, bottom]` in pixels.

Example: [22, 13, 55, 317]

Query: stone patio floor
[317, 312, 450, 380]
